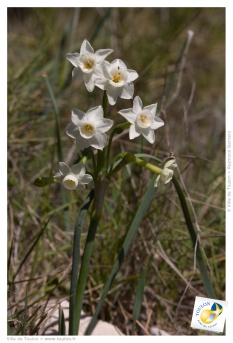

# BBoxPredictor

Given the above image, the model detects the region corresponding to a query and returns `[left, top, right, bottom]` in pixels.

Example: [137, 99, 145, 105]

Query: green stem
[96, 91, 108, 177]
[69, 189, 94, 335]
[91, 151, 97, 179]
[102, 90, 108, 118]
[107, 152, 162, 179]
[106, 122, 130, 173]
[72, 178, 109, 335]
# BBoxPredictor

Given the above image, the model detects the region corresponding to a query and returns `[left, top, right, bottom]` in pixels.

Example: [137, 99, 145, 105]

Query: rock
[150, 326, 170, 335]
[38, 299, 124, 336]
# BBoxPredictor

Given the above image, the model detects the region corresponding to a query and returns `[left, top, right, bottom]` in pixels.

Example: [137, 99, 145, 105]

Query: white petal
[95, 118, 113, 133]
[79, 174, 93, 184]
[83, 73, 95, 92]
[106, 84, 121, 105]
[66, 126, 91, 150]
[94, 64, 104, 77]
[66, 122, 77, 139]
[133, 96, 143, 113]
[90, 132, 107, 150]
[72, 67, 83, 80]
[59, 162, 70, 175]
[111, 59, 127, 70]
[142, 128, 155, 144]
[75, 132, 92, 150]
[118, 109, 136, 124]
[95, 49, 113, 64]
[102, 64, 112, 80]
[129, 124, 141, 140]
[53, 172, 63, 183]
[150, 117, 164, 130]
[102, 60, 111, 68]
[154, 175, 161, 188]
[86, 106, 103, 121]
[161, 169, 174, 184]
[76, 183, 85, 190]
[126, 69, 139, 82]
[121, 83, 134, 99]
[66, 53, 80, 67]
[144, 103, 157, 116]
[71, 163, 85, 176]
[82, 70, 93, 82]
[95, 78, 107, 90]
[80, 39, 94, 54]
[72, 109, 85, 125]
[164, 159, 176, 168]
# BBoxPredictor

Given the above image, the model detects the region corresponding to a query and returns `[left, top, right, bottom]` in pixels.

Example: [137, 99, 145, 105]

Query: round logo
[200, 302, 223, 324]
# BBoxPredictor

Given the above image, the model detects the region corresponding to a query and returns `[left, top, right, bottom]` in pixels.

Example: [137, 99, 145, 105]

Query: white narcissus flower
[66, 39, 113, 92]
[95, 59, 139, 105]
[154, 159, 177, 188]
[54, 162, 93, 191]
[66, 105, 113, 151]
[118, 96, 164, 143]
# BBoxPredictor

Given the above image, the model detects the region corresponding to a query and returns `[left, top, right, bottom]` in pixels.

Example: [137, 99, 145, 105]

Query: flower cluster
[66, 39, 138, 105]
[54, 39, 171, 190]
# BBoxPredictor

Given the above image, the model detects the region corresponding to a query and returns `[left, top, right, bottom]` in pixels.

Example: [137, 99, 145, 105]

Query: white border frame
[2, 1, 232, 342]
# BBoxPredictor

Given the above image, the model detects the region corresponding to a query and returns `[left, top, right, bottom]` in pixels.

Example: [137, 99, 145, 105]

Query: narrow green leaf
[71, 178, 109, 335]
[11, 214, 53, 282]
[7, 321, 12, 335]
[69, 189, 94, 335]
[89, 8, 113, 44]
[85, 176, 157, 335]
[44, 75, 62, 162]
[22, 284, 29, 335]
[59, 9, 80, 89]
[7, 238, 14, 284]
[58, 306, 66, 335]
[106, 122, 130, 172]
[132, 266, 147, 334]
[44, 75, 70, 234]
[172, 176, 216, 298]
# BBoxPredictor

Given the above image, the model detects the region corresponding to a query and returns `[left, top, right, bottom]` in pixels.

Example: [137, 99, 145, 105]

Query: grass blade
[7, 321, 12, 335]
[7, 238, 14, 284]
[58, 306, 66, 335]
[44, 75, 63, 162]
[71, 178, 109, 335]
[69, 189, 94, 335]
[89, 8, 112, 44]
[85, 175, 157, 335]
[44, 75, 70, 234]
[22, 284, 28, 335]
[11, 214, 53, 282]
[172, 176, 216, 298]
[131, 266, 147, 335]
